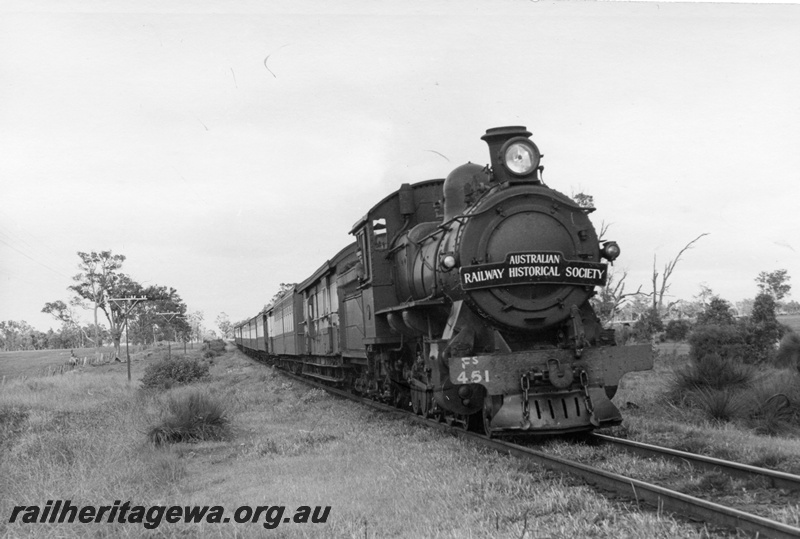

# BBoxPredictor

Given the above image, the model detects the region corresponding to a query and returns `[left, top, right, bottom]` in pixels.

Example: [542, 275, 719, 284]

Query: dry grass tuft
[672, 353, 755, 394]
[147, 390, 230, 445]
[140, 355, 210, 390]
[692, 388, 748, 422]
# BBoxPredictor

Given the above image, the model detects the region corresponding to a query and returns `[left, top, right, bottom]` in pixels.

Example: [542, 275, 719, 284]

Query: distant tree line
[0, 250, 212, 353]
[0, 320, 109, 352]
[0, 313, 216, 352]
[626, 269, 795, 361]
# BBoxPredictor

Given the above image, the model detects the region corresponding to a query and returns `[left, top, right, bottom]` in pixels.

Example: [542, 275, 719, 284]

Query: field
[0, 343, 195, 380]
[1, 343, 798, 538]
[0, 347, 117, 379]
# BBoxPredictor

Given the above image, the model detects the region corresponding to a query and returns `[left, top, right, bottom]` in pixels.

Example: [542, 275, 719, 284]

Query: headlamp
[601, 241, 621, 262]
[441, 254, 457, 270]
[501, 138, 540, 177]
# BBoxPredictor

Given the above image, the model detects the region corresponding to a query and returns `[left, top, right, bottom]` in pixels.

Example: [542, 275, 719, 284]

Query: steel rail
[469, 434, 800, 539]
[592, 433, 800, 492]
[261, 361, 800, 538]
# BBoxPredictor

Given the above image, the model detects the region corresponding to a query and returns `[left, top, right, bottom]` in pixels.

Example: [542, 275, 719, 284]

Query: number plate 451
[455, 356, 490, 384]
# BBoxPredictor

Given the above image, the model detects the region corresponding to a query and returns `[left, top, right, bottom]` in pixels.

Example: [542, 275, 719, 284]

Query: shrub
[148, 391, 230, 445]
[141, 356, 210, 390]
[674, 353, 755, 392]
[775, 331, 800, 370]
[741, 293, 783, 364]
[693, 388, 746, 422]
[688, 324, 751, 363]
[203, 339, 227, 359]
[664, 319, 692, 342]
[633, 308, 663, 341]
[696, 297, 736, 327]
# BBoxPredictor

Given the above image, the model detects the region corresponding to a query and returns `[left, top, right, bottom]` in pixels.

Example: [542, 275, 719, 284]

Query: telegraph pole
[108, 296, 148, 382]
[154, 312, 185, 360]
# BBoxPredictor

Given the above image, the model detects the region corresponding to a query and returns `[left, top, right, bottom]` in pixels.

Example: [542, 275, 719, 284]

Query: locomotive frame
[235, 126, 652, 436]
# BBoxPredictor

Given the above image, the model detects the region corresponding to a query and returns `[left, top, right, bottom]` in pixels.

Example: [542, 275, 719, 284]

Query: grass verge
[2, 344, 729, 538]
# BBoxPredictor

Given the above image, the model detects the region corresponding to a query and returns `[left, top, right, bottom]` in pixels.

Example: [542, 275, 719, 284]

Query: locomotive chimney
[481, 126, 540, 184]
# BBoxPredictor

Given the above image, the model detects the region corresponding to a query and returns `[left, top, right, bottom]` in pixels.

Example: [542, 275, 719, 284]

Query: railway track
[256, 358, 800, 538]
[591, 433, 800, 492]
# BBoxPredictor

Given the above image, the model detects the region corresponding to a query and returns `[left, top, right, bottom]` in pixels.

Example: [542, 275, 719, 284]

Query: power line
[0, 236, 71, 279]
[0, 223, 64, 262]
[0, 221, 70, 272]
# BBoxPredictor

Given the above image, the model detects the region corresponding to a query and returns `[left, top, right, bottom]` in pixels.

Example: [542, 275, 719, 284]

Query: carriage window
[372, 218, 387, 250]
[329, 282, 338, 312]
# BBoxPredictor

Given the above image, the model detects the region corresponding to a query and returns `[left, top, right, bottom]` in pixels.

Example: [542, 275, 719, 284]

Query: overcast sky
[1, 0, 799, 333]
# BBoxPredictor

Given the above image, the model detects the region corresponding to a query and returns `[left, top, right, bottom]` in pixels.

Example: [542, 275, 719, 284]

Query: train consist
[235, 126, 652, 435]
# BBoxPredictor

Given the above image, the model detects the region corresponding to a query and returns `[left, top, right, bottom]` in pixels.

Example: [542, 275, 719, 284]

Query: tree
[571, 192, 594, 209]
[46, 328, 64, 350]
[42, 300, 100, 347]
[571, 191, 611, 240]
[267, 283, 296, 309]
[755, 269, 791, 301]
[633, 307, 664, 341]
[617, 293, 651, 321]
[45, 251, 151, 359]
[187, 311, 205, 343]
[694, 283, 716, 305]
[1, 320, 33, 351]
[649, 234, 708, 314]
[127, 285, 190, 345]
[216, 312, 233, 340]
[748, 292, 782, 363]
[664, 319, 692, 341]
[103, 273, 150, 359]
[590, 267, 643, 323]
[31, 330, 48, 350]
[668, 298, 703, 319]
[68, 251, 126, 358]
[695, 296, 736, 326]
[735, 298, 755, 318]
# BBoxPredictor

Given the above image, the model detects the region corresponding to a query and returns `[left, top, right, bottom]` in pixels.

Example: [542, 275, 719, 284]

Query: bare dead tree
[592, 268, 644, 323]
[651, 233, 709, 313]
[597, 220, 611, 241]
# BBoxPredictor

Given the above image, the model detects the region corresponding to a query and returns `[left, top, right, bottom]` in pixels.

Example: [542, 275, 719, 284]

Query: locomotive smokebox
[481, 126, 541, 184]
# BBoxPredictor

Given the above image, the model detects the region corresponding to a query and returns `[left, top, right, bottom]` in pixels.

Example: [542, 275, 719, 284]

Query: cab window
[356, 229, 371, 281]
[372, 218, 387, 251]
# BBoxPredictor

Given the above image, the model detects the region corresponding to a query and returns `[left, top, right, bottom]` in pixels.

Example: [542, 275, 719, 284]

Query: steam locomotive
[235, 126, 652, 435]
